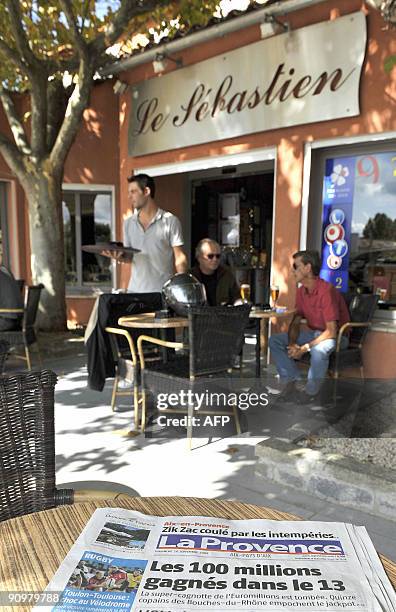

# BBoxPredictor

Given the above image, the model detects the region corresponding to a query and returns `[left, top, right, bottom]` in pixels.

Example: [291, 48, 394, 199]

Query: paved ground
[4, 336, 396, 562]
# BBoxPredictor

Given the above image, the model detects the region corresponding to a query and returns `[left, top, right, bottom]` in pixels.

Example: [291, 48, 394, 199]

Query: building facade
[1, 0, 395, 376]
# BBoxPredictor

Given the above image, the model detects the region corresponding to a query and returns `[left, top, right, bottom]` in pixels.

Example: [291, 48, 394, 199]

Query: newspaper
[33, 508, 396, 612]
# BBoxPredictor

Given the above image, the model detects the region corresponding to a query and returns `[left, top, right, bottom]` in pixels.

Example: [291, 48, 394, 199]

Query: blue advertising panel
[320, 157, 355, 292]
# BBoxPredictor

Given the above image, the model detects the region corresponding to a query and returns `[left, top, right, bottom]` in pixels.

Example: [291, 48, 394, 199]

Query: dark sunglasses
[293, 262, 302, 270]
[206, 253, 221, 260]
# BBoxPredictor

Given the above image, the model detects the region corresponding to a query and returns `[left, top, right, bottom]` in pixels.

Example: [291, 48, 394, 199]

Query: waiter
[115, 173, 187, 292]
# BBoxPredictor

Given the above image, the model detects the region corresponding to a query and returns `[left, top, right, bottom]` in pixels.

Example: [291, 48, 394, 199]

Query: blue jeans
[269, 330, 349, 396]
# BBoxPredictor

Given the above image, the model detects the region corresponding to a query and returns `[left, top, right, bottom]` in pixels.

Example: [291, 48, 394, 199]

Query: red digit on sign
[357, 156, 379, 183]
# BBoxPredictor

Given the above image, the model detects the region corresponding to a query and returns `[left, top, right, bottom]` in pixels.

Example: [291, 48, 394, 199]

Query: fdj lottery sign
[158, 535, 345, 555]
[320, 157, 354, 292]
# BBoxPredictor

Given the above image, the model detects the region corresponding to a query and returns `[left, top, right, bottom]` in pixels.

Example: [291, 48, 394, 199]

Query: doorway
[190, 167, 275, 303]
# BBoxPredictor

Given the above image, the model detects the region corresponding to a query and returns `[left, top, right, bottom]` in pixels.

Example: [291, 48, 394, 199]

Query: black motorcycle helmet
[162, 273, 207, 316]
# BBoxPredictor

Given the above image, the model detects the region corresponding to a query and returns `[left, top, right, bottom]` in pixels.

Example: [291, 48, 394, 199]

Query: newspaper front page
[33, 509, 396, 612]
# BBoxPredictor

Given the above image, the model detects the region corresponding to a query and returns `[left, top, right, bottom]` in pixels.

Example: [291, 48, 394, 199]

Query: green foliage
[0, 1, 221, 91]
[0, 1, 104, 89]
[384, 54, 396, 74]
[363, 213, 396, 240]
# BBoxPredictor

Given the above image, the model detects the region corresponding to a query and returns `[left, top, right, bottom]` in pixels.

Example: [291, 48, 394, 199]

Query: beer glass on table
[270, 284, 280, 309]
[240, 284, 251, 303]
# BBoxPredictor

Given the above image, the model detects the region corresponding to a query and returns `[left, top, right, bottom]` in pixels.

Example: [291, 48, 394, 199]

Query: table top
[1, 496, 395, 610]
[119, 312, 188, 329]
[249, 307, 294, 319]
[119, 308, 295, 328]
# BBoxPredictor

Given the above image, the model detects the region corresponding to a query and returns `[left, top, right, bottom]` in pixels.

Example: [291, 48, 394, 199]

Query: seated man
[0, 258, 23, 331]
[269, 250, 350, 400]
[190, 238, 240, 306]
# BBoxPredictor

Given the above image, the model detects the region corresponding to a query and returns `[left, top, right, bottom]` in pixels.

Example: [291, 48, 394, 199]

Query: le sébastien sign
[128, 12, 366, 156]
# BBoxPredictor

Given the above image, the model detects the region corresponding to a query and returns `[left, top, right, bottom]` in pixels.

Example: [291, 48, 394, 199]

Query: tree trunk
[27, 172, 67, 331]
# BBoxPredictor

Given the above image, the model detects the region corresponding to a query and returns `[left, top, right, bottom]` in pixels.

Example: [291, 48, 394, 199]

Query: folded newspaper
[34, 508, 396, 612]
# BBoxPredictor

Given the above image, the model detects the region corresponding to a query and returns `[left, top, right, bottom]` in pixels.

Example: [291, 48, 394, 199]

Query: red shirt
[295, 278, 350, 331]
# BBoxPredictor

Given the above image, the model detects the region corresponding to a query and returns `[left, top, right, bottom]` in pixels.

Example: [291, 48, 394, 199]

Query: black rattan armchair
[137, 305, 251, 447]
[0, 370, 73, 521]
[299, 293, 378, 380]
[299, 292, 378, 412]
[0, 284, 43, 371]
[15, 279, 25, 295]
[330, 293, 378, 379]
[0, 340, 10, 374]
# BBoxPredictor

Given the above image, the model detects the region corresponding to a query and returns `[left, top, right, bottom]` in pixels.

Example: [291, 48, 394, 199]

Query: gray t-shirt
[123, 208, 184, 293]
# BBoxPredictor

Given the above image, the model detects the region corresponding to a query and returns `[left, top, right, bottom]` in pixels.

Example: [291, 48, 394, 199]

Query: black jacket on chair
[86, 292, 162, 391]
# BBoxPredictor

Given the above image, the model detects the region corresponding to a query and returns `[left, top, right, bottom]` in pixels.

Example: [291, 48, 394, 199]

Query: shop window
[62, 190, 113, 289]
[309, 148, 396, 303]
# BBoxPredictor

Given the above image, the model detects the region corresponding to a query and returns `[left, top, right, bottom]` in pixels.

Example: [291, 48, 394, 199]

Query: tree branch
[46, 79, 69, 151]
[0, 88, 31, 155]
[30, 74, 49, 158]
[0, 131, 29, 182]
[59, 0, 88, 58]
[49, 57, 95, 170]
[78, 0, 91, 38]
[89, 0, 168, 57]
[0, 36, 29, 74]
[5, 0, 40, 72]
[4, 2, 50, 157]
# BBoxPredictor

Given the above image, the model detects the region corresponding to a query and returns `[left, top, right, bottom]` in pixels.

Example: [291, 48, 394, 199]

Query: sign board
[321, 157, 355, 292]
[129, 12, 366, 156]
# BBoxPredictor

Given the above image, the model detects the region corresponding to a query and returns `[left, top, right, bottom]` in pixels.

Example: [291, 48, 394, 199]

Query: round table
[0, 497, 395, 612]
[118, 312, 188, 329]
[119, 309, 295, 377]
[248, 308, 295, 375]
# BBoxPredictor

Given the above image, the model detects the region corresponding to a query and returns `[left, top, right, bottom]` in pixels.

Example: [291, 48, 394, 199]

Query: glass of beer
[270, 284, 280, 309]
[240, 284, 251, 303]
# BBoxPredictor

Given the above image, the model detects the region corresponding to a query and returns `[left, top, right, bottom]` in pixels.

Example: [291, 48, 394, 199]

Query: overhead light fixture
[260, 13, 290, 38]
[152, 52, 183, 74]
[113, 79, 129, 95]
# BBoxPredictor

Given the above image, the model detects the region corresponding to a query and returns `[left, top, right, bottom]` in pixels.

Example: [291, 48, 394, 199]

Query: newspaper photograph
[33, 509, 396, 612]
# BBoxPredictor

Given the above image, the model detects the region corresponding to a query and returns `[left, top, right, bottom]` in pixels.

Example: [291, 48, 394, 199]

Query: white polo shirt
[124, 208, 184, 293]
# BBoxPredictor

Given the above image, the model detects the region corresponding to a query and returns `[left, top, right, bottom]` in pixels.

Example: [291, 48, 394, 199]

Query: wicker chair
[0, 340, 10, 374]
[329, 293, 378, 379]
[0, 370, 73, 522]
[103, 293, 163, 429]
[298, 293, 378, 408]
[105, 326, 140, 421]
[0, 284, 43, 370]
[137, 305, 251, 447]
[299, 293, 378, 379]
